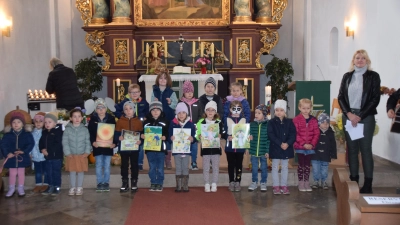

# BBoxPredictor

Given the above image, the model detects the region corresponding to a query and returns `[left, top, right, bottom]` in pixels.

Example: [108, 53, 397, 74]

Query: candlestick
[154, 43, 157, 58]
[116, 78, 121, 86]
[146, 43, 149, 58]
[244, 78, 248, 86]
[211, 43, 214, 57]
[162, 36, 164, 40]
[198, 37, 200, 42]
[200, 42, 204, 57]
[265, 85, 272, 106]
[192, 41, 195, 57]
[165, 40, 168, 67]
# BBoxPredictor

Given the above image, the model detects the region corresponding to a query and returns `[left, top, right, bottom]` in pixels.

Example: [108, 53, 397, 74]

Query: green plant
[75, 56, 103, 101]
[264, 54, 294, 102]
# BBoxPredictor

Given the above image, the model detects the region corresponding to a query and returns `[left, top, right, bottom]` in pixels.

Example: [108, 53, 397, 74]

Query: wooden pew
[333, 168, 400, 225]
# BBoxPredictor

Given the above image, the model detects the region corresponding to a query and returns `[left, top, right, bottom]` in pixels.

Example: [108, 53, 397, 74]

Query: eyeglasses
[96, 106, 106, 109]
[206, 109, 216, 112]
[129, 91, 140, 94]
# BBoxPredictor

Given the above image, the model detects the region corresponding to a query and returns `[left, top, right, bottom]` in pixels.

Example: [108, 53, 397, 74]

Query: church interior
[0, 0, 399, 224]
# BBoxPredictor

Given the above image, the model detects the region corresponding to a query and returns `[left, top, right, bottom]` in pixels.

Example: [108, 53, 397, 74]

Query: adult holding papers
[338, 49, 381, 194]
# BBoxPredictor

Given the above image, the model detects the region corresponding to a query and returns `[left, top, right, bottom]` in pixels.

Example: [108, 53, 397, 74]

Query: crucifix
[175, 33, 187, 66]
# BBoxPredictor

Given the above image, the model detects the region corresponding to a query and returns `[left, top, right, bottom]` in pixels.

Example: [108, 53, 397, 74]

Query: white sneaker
[68, 187, 76, 196]
[248, 182, 257, 191]
[211, 183, 217, 192]
[76, 187, 83, 196]
[204, 183, 211, 192]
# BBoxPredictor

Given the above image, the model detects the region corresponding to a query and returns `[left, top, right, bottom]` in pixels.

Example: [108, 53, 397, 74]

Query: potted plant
[75, 56, 103, 101]
[264, 54, 294, 102]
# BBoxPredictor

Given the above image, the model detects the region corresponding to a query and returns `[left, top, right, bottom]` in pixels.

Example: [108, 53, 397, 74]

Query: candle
[51, 94, 55, 98]
[164, 41, 168, 58]
[39, 90, 43, 93]
[200, 42, 204, 57]
[28, 89, 32, 93]
[211, 43, 214, 57]
[35, 89, 38, 93]
[192, 41, 195, 57]
[116, 78, 121, 86]
[154, 43, 157, 58]
[162, 36, 164, 40]
[265, 86, 271, 95]
[146, 43, 149, 58]
[198, 37, 200, 42]
[244, 78, 248, 86]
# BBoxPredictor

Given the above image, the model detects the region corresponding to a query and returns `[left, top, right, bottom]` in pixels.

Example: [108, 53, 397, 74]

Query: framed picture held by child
[96, 123, 115, 147]
[144, 126, 162, 151]
[172, 128, 191, 154]
[200, 124, 220, 148]
[121, 130, 140, 151]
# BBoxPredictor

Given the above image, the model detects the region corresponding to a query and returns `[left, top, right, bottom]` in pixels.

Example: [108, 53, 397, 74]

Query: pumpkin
[111, 153, 121, 166]
[4, 106, 32, 126]
[88, 152, 96, 164]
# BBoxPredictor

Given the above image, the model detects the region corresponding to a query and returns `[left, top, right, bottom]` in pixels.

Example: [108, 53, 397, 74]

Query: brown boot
[40, 185, 49, 192]
[33, 186, 42, 193]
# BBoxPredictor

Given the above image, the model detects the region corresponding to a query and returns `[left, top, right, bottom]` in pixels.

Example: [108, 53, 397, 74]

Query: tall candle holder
[117, 83, 125, 103]
[243, 84, 248, 99]
[146, 57, 149, 74]
[211, 57, 215, 74]
[192, 57, 196, 74]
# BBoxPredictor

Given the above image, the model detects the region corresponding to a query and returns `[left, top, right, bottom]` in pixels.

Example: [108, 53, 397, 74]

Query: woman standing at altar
[338, 49, 381, 194]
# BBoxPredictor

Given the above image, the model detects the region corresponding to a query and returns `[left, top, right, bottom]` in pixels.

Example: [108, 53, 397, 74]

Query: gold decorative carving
[255, 28, 279, 69]
[272, 0, 288, 23]
[114, 39, 129, 65]
[85, 30, 111, 71]
[134, 0, 230, 27]
[76, 0, 92, 26]
[237, 38, 251, 64]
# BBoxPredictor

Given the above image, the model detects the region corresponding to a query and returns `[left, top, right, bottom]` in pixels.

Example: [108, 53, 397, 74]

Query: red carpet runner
[125, 187, 245, 225]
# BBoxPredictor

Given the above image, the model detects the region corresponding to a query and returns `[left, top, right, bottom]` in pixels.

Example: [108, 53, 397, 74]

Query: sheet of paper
[345, 120, 364, 140]
[363, 196, 400, 205]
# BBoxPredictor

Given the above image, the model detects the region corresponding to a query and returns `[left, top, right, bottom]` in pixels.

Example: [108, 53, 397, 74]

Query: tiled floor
[0, 186, 397, 225]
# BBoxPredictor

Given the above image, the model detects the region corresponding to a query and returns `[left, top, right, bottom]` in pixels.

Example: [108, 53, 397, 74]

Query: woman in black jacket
[337, 49, 381, 193]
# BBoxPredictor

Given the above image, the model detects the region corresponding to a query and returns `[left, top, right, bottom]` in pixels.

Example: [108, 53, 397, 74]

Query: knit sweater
[249, 119, 269, 156]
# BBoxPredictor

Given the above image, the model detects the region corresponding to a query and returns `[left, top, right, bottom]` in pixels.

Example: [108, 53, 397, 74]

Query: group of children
[0, 68, 337, 197]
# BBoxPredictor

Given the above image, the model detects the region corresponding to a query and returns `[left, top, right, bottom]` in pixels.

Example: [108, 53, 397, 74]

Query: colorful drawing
[96, 123, 115, 147]
[144, 126, 163, 151]
[172, 128, 191, 154]
[200, 124, 220, 148]
[232, 124, 250, 149]
[121, 130, 140, 151]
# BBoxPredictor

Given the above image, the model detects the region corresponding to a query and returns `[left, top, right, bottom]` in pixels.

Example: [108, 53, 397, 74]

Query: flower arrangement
[332, 113, 380, 143]
[195, 57, 211, 68]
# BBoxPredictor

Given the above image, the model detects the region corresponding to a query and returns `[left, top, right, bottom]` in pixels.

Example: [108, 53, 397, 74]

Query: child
[62, 108, 92, 196]
[311, 113, 337, 189]
[115, 101, 143, 192]
[1, 112, 34, 197]
[39, 112, 64, 195]
[293, 98, 320, 192]
[247, 104, 270, 192]
[196, 101, 224, 192]
[151, 68, 177, 169]
[30, 112, 48, 193]
[223, 82, 251, 123]
[88, 98, 117, 192]
[198, 77, 224, 116]
[179, 80, 202, 170]
[142, 101, 170, 191]
[268, 100, 296, 195]
[169, 102, 196, 192]
[114, 84, 149, 171]
[224, 100, 247, 191]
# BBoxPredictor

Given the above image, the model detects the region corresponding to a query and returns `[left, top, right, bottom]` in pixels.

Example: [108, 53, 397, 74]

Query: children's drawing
[144, 126, 163, 151]
[172, 128, 191, 154]
[96, 123, 115, 147]
[201, 124, 220, 148]
[232, 123, 250, 149]
[121, 130, 140, 151]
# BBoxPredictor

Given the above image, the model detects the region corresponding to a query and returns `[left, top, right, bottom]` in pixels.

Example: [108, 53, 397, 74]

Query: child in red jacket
[292, 98, 320, 192]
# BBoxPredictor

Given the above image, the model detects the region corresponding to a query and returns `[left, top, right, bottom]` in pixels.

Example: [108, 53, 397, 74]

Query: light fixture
[0, 13, 12, 37]
[345, 17, 356, 39]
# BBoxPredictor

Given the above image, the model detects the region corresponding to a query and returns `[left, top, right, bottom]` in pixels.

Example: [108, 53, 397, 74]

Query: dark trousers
[45, 159, 62, 187]
[120, 151, 139, 180]
[226, 152, 244, 182]
[343, 111, 375, 178]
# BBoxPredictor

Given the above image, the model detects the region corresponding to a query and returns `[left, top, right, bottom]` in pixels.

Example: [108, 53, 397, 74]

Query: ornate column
[91, 0, 109, 25]
[255, 0, 272, 23]
[233, 0, 253, 23]
[112, 0, 131, 23]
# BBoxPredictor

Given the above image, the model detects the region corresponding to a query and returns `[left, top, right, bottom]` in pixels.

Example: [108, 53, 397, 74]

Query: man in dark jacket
[46, 58, 84, 110]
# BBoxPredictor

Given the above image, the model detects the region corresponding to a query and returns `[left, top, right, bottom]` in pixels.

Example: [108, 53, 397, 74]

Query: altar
[138, 74, 224, 103]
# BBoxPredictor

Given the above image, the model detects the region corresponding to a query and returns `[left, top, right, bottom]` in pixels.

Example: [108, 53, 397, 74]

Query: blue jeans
[311, 160, 329, 182]
[138, 143, 144, 165]
[190, 142, 198, 163]
[45, 159, 62, 187]
[34, 161, 48, 185]
[251, 156, 268, 183]
[147, 152, 165, 185]
[95, 155, 111, 184]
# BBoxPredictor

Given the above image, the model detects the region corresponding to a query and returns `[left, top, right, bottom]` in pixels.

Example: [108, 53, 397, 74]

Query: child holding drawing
[168, 102, 196, 192]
